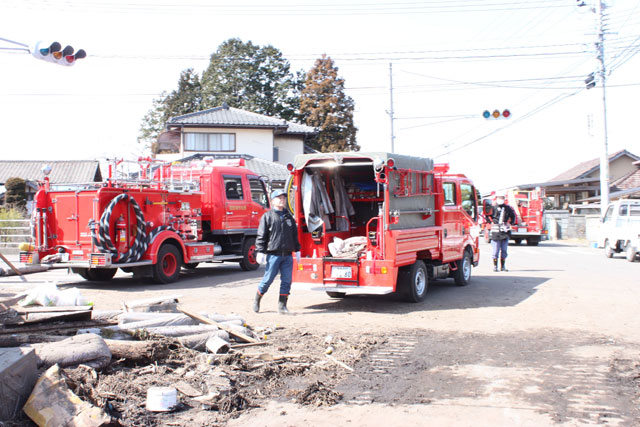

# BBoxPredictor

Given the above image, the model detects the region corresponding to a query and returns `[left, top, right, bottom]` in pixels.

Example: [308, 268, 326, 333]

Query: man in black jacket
[253, 189, 301, 314]
[489, 194, 516, 272]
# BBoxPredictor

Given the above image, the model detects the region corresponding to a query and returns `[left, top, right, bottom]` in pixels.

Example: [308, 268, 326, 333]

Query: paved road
[2, 240, 639, 425]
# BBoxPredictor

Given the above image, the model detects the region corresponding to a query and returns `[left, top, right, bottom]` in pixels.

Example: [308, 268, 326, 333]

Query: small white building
[156, 104, 318, 167]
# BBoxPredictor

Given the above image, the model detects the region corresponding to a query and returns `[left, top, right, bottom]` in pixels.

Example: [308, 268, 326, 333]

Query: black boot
[278, 295, 290, 315]
[501, 258, 508, 272]
[493, 258, 498, 272]
[252, 292, 263, 313]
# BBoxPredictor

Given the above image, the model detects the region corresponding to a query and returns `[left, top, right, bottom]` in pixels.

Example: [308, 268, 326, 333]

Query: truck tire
[152, 244, 182, 284]
[604, 239, 614, 258]
[400, 260, 428, 303]
[76, 268, 117, 281]
[239, 237, 259, 271]
[626, 244, 637, 262]
[326, 291, 346, 298]
[454, 250, 472, 287]
[183, 263, 199, 269]
[526, 237, 539, 246]
[513, 238, 522, 245]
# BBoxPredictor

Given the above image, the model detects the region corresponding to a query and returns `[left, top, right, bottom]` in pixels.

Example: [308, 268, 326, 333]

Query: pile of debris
[1, 287, 376, 426]
[0, 289, 276, 426]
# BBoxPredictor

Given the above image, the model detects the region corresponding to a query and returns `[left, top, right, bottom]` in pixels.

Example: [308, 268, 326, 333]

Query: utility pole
[388, 62, 395, 153]
[596, 0, 610, 215]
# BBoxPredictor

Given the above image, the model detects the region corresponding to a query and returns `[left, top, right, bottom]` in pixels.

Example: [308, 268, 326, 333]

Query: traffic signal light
[585, 73, 596, 89]
[31, 41, 86, 66]
[483, 109, 511, 119]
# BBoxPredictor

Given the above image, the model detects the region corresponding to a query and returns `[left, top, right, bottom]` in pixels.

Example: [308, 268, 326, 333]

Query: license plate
[331, 266, 352, 279]
[518, 227, 527, 233]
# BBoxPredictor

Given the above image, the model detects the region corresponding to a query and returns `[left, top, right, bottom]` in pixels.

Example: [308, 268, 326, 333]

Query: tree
[138, 68, 202, 154]
[4, 177, 26, 210]
[200, 38, 301, 121]
[300, 55, 359, 152]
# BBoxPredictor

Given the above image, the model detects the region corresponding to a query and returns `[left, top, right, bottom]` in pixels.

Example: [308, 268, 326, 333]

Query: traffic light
[585, 73, 596, 90]
[31, 41, 86, 66]
[483, 109, 511, 119]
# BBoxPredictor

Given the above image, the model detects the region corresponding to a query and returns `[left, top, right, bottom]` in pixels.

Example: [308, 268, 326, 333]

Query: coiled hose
[89, 193, 174, 263]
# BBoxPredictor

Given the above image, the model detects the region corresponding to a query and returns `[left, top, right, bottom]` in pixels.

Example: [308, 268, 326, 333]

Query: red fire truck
[20, 157, 270, 283]
[286, 152, 480, 302]
[481, 188, 547, 246]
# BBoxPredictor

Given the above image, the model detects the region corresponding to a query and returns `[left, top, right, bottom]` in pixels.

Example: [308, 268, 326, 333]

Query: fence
[0, 219, 31, 248]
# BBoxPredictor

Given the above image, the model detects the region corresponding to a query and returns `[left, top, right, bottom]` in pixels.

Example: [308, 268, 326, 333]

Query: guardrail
[0, 219, 31, 248]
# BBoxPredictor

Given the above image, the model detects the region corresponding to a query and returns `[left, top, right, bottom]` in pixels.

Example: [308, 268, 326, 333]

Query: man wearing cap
[488, 194, 516, 272]
[253, 189, 301, 314]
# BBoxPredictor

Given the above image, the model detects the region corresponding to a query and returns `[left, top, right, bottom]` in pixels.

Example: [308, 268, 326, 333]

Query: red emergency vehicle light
[19, 252, 34, 264]
[90, 253, 111, 266]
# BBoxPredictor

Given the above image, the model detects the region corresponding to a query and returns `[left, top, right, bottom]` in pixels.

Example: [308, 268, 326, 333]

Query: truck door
[442, 181, 463, 261]
[222, 175, 248, 231]
[247, 175, 270, 230]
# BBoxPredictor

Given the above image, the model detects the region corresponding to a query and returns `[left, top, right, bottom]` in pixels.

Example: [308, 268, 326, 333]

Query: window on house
[184, 133, 236, 152]
[273, 146, 279, 162]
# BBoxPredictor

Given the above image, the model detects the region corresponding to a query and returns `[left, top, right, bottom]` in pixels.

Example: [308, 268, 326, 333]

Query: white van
[598, 199, 640, 262]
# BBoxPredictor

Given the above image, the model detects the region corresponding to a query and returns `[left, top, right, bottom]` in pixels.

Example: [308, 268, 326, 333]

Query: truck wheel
[152, 244, 182, 284]
[183, 263, 199, 269]
[75, 268, 117, 281]
[526, 238, 539, 246]
[604, 239, 614, 258]
[401, 260, 428, 303]
[239, 237, 259, 271]
[326, 291, 346, 298]
[454, 250, 472, 287]
[626, 244, 637, 262]
[514, 238, 522, 245]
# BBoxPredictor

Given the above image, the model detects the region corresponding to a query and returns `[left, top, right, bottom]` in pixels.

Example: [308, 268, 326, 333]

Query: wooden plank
[14, 306, 93, 314]
[0, 252, 26, 282]
[229, 342, 268, 349]
[0, 320, 117, 335]
[177, 306, 258, 344]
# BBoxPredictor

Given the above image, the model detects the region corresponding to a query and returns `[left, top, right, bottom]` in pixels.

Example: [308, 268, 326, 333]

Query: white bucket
[146, 387, 177, 412]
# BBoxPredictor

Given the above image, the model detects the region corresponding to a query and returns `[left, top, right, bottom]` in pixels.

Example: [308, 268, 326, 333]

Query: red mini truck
[21, 157, 270, 283]
[287, 152, 481, 302]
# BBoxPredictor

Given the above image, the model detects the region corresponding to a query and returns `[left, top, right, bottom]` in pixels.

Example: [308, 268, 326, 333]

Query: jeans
[257, 254, 293, 296]
[491, 238, 509, 259]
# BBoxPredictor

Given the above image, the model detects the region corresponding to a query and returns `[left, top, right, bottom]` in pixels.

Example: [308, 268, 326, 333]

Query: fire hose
[89, 193, 174, 264]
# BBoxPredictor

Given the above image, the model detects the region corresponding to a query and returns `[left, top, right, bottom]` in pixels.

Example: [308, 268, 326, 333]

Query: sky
[1, 0, 639, 192]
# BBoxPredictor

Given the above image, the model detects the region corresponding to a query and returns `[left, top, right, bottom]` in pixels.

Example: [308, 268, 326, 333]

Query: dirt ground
[2, 241, 640, 426]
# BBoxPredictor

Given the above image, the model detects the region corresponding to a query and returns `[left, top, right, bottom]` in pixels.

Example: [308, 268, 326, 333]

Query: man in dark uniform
[253, 189, 301, 314]
[489, 194, 516, 272]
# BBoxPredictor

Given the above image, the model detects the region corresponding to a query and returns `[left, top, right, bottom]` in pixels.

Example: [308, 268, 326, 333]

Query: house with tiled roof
[155, 104, 318, 168]
[514, 149, 640, 209]
[0, 160, 102, 211]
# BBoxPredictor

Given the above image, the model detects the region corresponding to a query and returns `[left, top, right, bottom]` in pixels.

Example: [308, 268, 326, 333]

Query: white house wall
[274, 135, 304, 165]
[180, 127, 274, 161]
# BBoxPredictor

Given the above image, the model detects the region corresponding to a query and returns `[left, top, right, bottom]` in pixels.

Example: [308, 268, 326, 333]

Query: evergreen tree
[4, 177, 26, 210]
[300, 55, 359, 152]
[200, 38, 301, 121]
[138, 69, 202, 154]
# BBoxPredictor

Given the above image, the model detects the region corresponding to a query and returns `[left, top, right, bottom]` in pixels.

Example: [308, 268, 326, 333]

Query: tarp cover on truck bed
[293, 152, 436, 230]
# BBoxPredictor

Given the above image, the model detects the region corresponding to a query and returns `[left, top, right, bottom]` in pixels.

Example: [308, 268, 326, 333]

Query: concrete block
[0, 347, 38, 421]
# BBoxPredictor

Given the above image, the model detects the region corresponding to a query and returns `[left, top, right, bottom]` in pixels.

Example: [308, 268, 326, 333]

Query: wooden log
[0, 334, 67, 347]
[103, 339, 172, 363]
[0, 320, 118, 336]
[177, 306, 258, 344]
